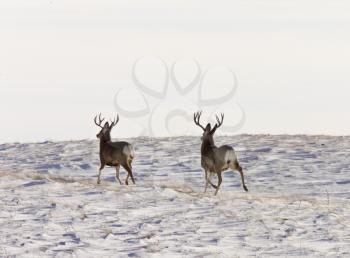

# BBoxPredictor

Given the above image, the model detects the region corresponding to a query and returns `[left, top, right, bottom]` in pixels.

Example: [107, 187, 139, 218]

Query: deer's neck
[99, 137, 111, 151]
[99, 139, 106, 151]
[201, 139, 215, 156]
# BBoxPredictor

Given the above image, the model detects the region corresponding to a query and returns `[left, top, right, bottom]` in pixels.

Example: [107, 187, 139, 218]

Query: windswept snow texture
[0, 135, 349, 257]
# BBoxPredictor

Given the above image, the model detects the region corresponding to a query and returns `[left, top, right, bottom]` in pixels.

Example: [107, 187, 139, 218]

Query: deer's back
[202, 145, 237, 172]
[102, 141, 134, 164]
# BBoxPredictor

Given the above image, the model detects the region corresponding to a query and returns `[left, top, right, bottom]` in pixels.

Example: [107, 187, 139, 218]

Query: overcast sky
[0, 0, 349, 142]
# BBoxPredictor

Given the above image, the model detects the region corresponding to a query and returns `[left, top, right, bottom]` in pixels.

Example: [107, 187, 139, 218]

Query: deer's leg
[115, 164, 122, 185]
[208, 172, 218, 189]
[128, 158, 133, 169]
[204, 169, 218, 193]
[125, 158, 134, 185]
[204, 169, 210, 193]
[122, 163, 135, 185]
[214, 172, 222, 196]
[97, 163, 105, 185]
[236, 163, 248, 192]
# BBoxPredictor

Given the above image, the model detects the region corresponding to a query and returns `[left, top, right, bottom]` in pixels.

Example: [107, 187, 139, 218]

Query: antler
[194, 111, 205, 131]
[109, 115, 119, 129]
[94, 113, 105, 128]
[210, 113, 224, 133]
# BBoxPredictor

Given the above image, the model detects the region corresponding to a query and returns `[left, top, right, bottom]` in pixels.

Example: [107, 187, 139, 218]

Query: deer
[193, 111, 248, 195]
[94, 113, 135, 185]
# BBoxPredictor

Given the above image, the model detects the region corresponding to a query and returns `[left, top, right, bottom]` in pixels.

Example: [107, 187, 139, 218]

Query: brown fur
[194, 112, 248, 195]
[94, 114, 135, 185]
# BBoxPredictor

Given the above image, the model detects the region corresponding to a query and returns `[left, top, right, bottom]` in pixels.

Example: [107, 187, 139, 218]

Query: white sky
[0, 0, 349, 142]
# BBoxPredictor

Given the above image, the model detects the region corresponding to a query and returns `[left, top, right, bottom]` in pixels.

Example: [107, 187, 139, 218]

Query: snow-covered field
[0, 135, 349, 257]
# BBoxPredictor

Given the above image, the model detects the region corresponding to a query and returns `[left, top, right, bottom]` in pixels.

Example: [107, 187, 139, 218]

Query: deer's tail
[129, 145, 135, 160]
[123, 144, 135, 169]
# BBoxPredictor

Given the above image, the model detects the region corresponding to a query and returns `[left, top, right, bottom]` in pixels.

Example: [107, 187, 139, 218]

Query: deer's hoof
[97, 181, 101, 185]
[243, 185, 248, 192]
[125, 181, 129, 185]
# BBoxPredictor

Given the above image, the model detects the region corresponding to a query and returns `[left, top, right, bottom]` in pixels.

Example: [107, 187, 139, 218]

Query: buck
[94, 114, 135, 185]
[194, 111, 248, 195]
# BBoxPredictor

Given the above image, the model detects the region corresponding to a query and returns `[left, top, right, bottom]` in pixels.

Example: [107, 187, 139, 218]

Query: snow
[0, 135, 349, 257]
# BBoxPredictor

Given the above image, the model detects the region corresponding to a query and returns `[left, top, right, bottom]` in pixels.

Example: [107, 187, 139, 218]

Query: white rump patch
[224, 149, 236, 163]
[123, 144, 135, 158]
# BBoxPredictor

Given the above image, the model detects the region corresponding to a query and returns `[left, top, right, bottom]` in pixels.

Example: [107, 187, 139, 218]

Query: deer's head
[94, 114, 119, 142]
[193, 111, 224, 145]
